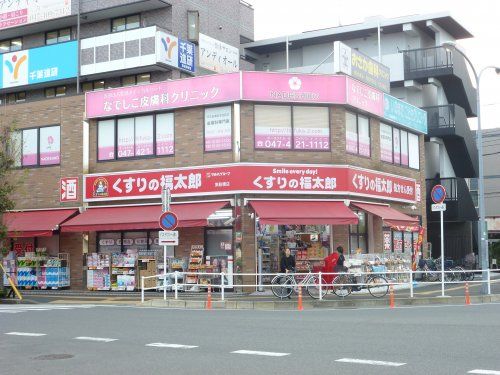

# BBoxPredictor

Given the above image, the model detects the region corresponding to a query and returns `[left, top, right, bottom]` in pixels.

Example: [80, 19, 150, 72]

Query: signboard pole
[440, 209, 445, 297]
[161, 187, 171, 300]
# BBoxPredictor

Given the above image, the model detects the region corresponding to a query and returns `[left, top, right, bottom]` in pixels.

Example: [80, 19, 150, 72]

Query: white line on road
[335, 358, 406, 367]
[5, 332, 47, 336]
[146, 343, 198, 349]
[231, 350, 290, 357]
[468, 370, 500, 374]
[74, 336, 117, 342]
[0, 310, 24, 313]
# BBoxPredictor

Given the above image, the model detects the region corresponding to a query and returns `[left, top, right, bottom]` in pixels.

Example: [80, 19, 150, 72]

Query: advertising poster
[134, 116, 154, 156]
[98, 120, 115, 160]
[21, 128, 37, 166]
[0, 0, 71, 31]
[358, 118, 370, 157]
[117, 118, 135, 158]
[346, 130, 358, 154]
[393, 231, 403, 253]
[255, 125, 292, 150]
[383, 231, 392, 252]
[401, 130, 409, 166]
[156, 113, 174, 155]
[393, 128, 401, 164]
[292, 106, 329, 150]
[39, 126, 60, 165]
[206, 255, 234, 287]
[205, 106, 232, 151]
[199, 33, 239, 74]
[380, 123, 393, 163]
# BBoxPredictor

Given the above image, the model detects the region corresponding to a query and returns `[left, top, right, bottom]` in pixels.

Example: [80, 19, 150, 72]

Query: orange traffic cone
[206, 284, 212, 310]
[297, 286, 303, 311]
[389, 284, 395, 309]
[465, 282, 471, 306]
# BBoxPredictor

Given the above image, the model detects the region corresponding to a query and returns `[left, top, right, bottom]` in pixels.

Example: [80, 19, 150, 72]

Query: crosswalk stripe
[468, 370, 500, 374]
[231, 350, 290, 357]
[146, 343, 198, 349]
[5, 332, 46, 337]
[335, 358, 406, 367]
[0, 310, 24, 313]
[74, 336, 117, 342]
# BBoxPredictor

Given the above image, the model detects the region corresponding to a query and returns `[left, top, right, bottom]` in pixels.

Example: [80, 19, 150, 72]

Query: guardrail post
[318, 271, 322, 301]
[221, 272, 225, 301]
[409, 271, 414, 298]
[141, 276, 145, 303]
[487, 269, 491, 295]
[174, 271, 178, 300]
[163, 273, 167, 301]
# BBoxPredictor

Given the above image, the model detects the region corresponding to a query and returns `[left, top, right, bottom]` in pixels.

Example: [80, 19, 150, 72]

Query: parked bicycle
[271, 264, 324, 300]
[329, 263, 390, 298]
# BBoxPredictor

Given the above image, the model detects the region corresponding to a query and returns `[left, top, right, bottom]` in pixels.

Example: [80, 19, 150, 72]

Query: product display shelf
[86, 253, 111, 291]
[111, 253, 137, 291]
[2, 259, 17, 287]
[16, 257, 41, 288]
[186, 246, 204, 285]
[38, 254, 71, 289]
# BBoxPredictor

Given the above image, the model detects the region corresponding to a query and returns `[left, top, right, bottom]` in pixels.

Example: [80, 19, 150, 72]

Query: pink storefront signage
[241, 72, 346, 104]
[346, 77, 384, 117]
[85, 73, 241, 118]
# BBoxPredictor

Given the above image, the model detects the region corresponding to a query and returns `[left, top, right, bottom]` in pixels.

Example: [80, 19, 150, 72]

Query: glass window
[408, 133, 420, 169]
[345, 111, 358, 154]
[55, 86, 66, 96]
[134, 115, 154, 156]
[156, 113, 175, 155]
[346, 112, 370, 157]
[82, 80, 105, 92]
[204, 106, 232, 152]
[0, 40, 9, 53]
[98, 120, 115, 160]
[117, 118, 135, 158]
[94, 80, 105, 90]
[112, 14, 140, 33]
[39, 126, 60, 166]
[293, 106, 329, 150]
[136, 73, 150, 85]
[121, 75, 136, 87]
[112, 17, 126, 32]
[16, 91, 26, 102]
[22, 129, 38, 166]
[11, 38, 22, 51]
[46, 31, 58, 45]
[380, 122, 393, 163]
[45, 88, 55, 98]
[400, 130, 409, 166]
[358, 115, 370, 157]
[126, 14, 140, 30]
[6, 93, 16, 104]
[393, 128, 401, 164]
[10, 131, 22, 167]
[122, 232, 147, 252]
[349, 211, 367, 254]
[187, 10, 199, 41]
[98, 232, 121, 253]
[58, 28, 71, 42]
[254, 105, 292, 150]
[82, 82, 93, 92]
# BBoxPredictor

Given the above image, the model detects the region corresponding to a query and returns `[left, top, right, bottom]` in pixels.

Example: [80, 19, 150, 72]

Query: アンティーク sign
[84, 163, 417, 203]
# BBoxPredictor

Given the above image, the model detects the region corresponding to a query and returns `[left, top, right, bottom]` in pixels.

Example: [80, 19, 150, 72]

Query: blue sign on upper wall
[0, 41, 78, 90]
[383, 94, 428, 134]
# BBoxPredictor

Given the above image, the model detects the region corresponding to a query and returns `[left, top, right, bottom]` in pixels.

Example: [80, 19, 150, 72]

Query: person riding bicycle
[280, 247, 296, 273]
[333, 246, 347, 273]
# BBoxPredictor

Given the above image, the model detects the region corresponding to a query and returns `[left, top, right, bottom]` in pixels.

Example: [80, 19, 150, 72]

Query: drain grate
[34, 354, 74, 360]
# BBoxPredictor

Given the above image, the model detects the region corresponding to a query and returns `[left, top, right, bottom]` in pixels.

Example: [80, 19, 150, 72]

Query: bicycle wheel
[454, 266, 466, 281]
[271, 275, 293, 299]
[332, 275, 352, 298]
[306, 275, 327, 300]
[367, 275, 389, 298]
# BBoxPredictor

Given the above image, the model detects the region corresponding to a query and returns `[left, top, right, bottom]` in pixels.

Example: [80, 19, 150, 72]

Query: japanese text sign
[60, 177, 79, 202]
[199, 33, 239, 74]
[84, 163, 417, 203]
[156, 31, 195, 73]
[0, 0, 70, 31]
[383, 94, 427, 134]
[346, 76, 384, 117]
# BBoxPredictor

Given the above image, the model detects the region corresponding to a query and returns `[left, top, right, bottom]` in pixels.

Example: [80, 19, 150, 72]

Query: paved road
[1, 303, 499, 374]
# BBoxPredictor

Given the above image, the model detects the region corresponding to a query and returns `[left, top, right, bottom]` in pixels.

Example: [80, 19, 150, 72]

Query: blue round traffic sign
[159, 211, 178, 231]
[431, 184, 446, 204]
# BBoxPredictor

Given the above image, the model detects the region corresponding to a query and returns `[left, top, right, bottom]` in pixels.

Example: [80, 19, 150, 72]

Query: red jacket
[324, 252, 339, 273]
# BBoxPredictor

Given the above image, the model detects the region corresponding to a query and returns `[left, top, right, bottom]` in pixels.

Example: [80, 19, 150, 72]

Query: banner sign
[383, 94, 427, 134]
[84, 163, 417, 203]
[346, 76, 384, 117]
[333, 41, 391, 93]
[199, 33, 239, 74]
[204, 105, 232, 151]
[156, 31, 195, 73]
[0, 41, 77, 89]
[0, 0, 70, 31]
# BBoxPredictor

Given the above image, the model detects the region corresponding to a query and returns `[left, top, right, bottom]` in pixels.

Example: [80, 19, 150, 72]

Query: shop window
[204, 106, 232, 152]
[384, 229, 419, 253]
[187, 10, 199, 42]
[98, 113, 174, 161]
[97, 232, 122, 253]
[82, 80, 105, 92]
[98, 231, 162, 254]
[121, 73, 150, 87]
[205, 228, 233, 256]
[45, 86, 66, 98]
[10, 125, 61, 167]
[112, 14, 140, 33]
[0, 37, 22, 53]
[345, 111, 370, 157]
[380, 122, 420, 170]
[6, 91, 26, 104]
[349, 211, 367, 254]
[46, 28, 71, 45]
[254, 105, 330, 151]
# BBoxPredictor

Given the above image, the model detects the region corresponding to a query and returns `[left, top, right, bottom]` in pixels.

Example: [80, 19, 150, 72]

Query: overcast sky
[247, 0, 500, 129]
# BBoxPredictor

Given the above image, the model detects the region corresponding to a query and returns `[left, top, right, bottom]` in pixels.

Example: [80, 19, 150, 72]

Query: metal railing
[403, 46, 453, 73]
[140, 268, 499, 303]
[424, 104, 456, 129]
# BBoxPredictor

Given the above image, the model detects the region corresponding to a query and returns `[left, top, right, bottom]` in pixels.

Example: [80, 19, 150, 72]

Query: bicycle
[330, 264, 390, 298]
[271, 264, 325, 300]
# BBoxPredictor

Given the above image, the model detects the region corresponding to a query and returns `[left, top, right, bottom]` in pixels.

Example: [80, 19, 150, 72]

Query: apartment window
[380, 122, 420, 170]
[82, 80, 105, 92]
[45, 28, 71, 45]
[0, 38, 22, 53]
[98, 113, 174, 161]
[10, 125, 61, 167]
[254, 105, 330, 151]
[121, 73, 150, 87]
[45, 86, 67, 98]
[384, 229, 419, 254]
[349, 211, 367, 254]
[469, 178, 479, 208]
[345, 111, 370, 157]
[6, 92, 26, 104]
[187, 10, 199, 41]
[112, 14, 140, 33]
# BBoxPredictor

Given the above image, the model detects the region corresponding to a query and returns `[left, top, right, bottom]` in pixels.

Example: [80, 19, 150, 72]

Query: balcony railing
[426, 177, 478, 221]
[424, 104, 456, 130]
[403, 46, 453, 74]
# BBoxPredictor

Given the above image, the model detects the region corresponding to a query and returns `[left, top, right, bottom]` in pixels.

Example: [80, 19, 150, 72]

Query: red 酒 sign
[84, 163, 416, 203]
[60, 177, 79, 202]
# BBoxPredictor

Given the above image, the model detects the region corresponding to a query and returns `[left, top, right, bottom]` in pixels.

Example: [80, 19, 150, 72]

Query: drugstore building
[3, 71, 428, 291]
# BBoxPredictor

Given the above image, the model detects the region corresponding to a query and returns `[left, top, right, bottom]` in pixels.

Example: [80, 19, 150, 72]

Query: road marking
[335, 358, 406, 367]
[468, 370, 500, 374]
[74, 336, 117, 342]
[231, 350, 290, 357]
[146, 343, 198, 349]
[5, 332, 46, 337]
[0, 310, 24, 313]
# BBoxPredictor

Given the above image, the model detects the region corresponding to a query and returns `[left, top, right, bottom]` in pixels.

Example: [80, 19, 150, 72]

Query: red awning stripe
[351, 202, 419, 228]
[60, 201, 229, 232]
[249, 200, 359, 225]
[2, 209, 79, 238]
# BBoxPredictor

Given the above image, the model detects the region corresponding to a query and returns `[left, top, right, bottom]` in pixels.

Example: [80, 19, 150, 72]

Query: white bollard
[487, 269, 491, 295]
[174, 271, 178, 300]
[319, 272, 323, 301]
[409, 271, 414, 299]
[141, 276, 145, 303]
[221, 272, 225, 301]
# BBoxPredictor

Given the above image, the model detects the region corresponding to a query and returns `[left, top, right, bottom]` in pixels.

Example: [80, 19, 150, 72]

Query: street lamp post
[441, 41, 500, 294]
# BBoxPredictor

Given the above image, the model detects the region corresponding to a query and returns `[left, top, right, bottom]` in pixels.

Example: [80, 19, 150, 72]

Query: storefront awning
[60, 201, 229, 232]
[2, 209, 79, 238]
[249, 200, 359, 225]
[351, 202, 419, 228]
